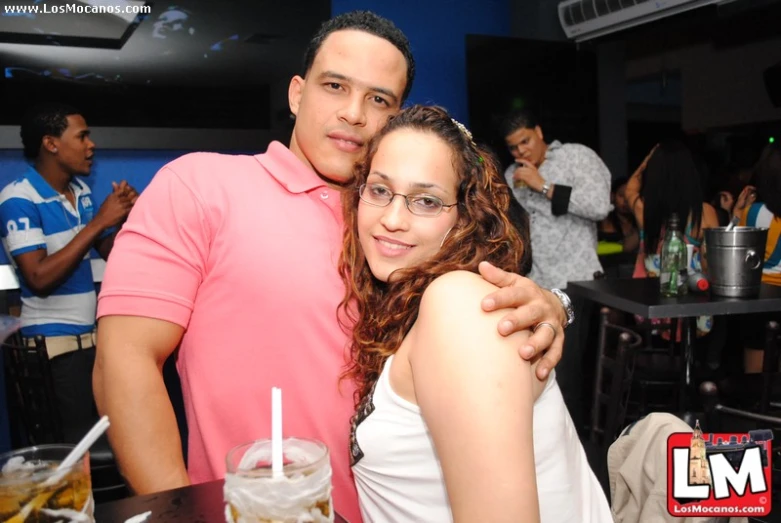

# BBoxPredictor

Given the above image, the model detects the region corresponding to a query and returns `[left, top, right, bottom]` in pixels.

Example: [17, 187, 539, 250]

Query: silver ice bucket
[704, 227, 768, 297]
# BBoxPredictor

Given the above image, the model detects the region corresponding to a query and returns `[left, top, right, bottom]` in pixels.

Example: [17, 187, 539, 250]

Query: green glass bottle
[659, 213, 688, 297]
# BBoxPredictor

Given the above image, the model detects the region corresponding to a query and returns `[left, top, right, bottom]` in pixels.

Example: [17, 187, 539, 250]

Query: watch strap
[550, 288, 575, 329]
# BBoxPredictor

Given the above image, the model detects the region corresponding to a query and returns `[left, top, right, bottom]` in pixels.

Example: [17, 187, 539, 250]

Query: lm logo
[667, 422, 772, 517]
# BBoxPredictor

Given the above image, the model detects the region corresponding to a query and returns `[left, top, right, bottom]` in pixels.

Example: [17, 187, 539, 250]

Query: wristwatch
[550, 288, 575, 329]
[541, 181, 551, 197]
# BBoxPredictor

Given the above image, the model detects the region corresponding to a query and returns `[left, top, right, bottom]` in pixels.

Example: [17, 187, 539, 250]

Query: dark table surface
[94, 479, 348, 522]
[567, 278, 781, 318]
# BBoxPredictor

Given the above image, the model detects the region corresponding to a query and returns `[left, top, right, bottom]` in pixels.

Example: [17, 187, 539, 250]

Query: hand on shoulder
[416, 270, 533, 360]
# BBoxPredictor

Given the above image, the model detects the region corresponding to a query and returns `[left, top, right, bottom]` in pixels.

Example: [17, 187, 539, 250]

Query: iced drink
[224, 438, 332, 523]
[0, 445, 93, 522]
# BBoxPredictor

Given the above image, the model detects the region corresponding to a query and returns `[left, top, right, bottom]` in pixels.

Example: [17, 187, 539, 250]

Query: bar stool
[586, 307, 642, 495]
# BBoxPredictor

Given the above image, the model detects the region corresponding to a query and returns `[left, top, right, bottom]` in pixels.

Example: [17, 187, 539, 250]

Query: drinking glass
[0, 444, 93, 522]
[224, 438, 332, 523]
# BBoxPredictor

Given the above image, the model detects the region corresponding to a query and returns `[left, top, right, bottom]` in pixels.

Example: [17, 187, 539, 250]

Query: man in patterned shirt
[501, 108, 612, 431]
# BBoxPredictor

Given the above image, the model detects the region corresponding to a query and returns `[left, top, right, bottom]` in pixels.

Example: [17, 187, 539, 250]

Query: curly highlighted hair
[338, 105, 526, 408]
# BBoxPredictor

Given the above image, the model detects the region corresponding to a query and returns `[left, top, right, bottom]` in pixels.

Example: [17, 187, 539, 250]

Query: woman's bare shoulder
[701, 202, 720, 229]
[415, 270, 520, 343]
[419, 270, 498, 314]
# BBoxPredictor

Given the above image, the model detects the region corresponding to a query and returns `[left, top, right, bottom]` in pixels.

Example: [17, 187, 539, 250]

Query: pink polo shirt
[97, 142, 359, 521]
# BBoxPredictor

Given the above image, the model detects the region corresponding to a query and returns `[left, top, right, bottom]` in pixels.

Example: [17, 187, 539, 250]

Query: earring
[440, 226, 454, 248]
[52, 148, 58, 153]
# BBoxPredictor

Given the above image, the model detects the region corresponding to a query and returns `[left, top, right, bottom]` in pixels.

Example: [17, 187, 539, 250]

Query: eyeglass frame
[358, 183, 458, 217]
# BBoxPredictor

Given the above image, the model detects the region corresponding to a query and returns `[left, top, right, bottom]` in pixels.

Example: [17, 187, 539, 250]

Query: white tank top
[350, 357, 613, 522]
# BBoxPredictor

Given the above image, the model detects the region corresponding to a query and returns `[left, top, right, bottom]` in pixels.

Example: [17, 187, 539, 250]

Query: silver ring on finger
[533, 321, 557, 337]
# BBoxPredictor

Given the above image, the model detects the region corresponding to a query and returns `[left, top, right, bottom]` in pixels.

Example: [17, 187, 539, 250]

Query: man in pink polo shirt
[93, 11, 572, 522]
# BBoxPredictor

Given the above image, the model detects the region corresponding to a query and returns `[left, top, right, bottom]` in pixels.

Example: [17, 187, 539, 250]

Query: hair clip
[451, 118, 477, 149]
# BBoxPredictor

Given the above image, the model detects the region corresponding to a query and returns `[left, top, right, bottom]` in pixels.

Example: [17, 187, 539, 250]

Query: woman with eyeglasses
[338, 105, 611, 522]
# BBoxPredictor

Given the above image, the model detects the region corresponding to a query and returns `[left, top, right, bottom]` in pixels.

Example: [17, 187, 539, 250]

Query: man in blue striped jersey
[0, 103, 137, 442]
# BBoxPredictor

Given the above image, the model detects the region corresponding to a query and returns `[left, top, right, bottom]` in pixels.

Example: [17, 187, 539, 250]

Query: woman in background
[625, 142, 719, 338]
[737, 143, 780, 373]
[626, 141, 719, 275]
[598, 177, 639, 255]
[339, 105, 610, 522]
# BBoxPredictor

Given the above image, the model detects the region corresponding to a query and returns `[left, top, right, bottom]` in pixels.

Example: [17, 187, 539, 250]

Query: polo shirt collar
[24, 165, 84, 200]
[24, 165, 59, 199]
[256, 141, 331, 194]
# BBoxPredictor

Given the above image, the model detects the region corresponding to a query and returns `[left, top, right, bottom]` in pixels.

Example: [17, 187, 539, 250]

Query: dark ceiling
[0, 0, 331, 86]
[601, 0, 781, 59]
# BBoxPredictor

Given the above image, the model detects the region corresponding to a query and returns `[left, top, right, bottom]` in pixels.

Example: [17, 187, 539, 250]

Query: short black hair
[499, 108, 540, 139]
[20, 103, 81, 160]
[302, 11, 415, 103]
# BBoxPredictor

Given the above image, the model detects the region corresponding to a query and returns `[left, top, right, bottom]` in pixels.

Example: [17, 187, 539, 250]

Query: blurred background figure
[0, 103, 136, 443]
[626, 141, 719, 341]
[598, 177, 639, 256]
[627, 141, 719, 282]
[737, 143, 781, 375]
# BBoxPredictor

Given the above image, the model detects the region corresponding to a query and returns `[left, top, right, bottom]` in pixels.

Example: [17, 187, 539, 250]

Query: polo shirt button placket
[320, 190, 329, 200]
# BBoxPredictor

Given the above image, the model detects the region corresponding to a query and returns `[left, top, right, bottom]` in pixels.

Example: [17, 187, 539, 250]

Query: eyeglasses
[358, 183, 457, 217]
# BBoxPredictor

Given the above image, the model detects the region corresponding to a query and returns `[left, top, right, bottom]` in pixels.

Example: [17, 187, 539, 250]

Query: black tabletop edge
[94, 479, 348, 522]
[567, 279, 781, 319]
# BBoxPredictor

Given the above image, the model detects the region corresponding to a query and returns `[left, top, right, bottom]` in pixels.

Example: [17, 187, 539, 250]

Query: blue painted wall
[332, 0, 511, 124]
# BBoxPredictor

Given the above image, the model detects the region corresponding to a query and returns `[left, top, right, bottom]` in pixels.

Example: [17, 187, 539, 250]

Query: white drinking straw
[45, 415, 110, 487]
[271, 387, 283, 478]
[11, 416, 111, 521]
